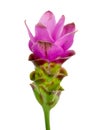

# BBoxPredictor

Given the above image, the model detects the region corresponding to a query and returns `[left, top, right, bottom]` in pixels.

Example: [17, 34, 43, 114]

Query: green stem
[43, 106, 50, 130]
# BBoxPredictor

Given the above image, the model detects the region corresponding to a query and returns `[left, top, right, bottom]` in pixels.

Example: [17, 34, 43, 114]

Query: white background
[0, 0, 98, 130]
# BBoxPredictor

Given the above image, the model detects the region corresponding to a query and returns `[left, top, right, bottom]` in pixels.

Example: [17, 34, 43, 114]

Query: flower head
[25, 11, 76, 64]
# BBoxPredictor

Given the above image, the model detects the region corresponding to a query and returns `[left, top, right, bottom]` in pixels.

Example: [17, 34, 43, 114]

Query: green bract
[30, 62, 67, 109]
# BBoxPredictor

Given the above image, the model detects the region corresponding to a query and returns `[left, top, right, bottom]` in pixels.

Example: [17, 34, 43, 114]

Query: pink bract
[25, 11, 76, 63]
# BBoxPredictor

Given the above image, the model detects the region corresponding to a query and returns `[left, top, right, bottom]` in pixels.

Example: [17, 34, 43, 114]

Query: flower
[25, 11, 76, 64]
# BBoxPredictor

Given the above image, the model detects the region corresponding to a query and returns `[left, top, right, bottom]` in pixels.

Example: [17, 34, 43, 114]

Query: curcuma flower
[25, 11, 76, 64]
[25, 11, 76, 130]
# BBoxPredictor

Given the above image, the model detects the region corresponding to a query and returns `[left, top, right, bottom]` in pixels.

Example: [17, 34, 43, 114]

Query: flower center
[38, 41, 52, 57]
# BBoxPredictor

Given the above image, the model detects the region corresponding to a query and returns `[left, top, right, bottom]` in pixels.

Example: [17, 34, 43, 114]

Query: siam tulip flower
[25, 11, 76, 65]
[25, 10, 76, 130]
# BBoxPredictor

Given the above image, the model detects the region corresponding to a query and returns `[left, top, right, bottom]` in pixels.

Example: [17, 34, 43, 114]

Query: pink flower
[25, 11, 76, 64]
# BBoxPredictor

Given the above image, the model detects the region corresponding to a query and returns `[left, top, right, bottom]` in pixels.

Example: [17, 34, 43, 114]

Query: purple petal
[55, 31, 76, 50]
[53, 50, 75, 64]
[39, 11, 56, 34]
[61, 50, 75, 57]
[24, 20, 34, 43]
[61, 23, 75, 36]
[52, 15, 65, 40]
[47, 44, 64, 61]
[28, 40, 33, 51]
[35, 23, 54, 42]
